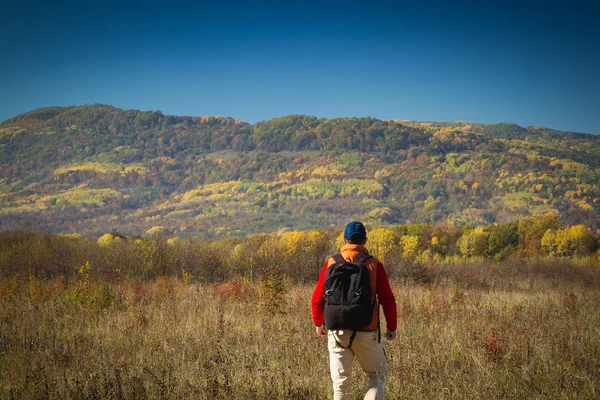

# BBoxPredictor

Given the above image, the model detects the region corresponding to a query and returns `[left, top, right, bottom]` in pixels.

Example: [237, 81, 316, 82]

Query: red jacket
[312, 244, 397, 332]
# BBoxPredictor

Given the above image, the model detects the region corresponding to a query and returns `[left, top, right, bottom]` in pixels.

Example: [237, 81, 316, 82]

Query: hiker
[312, 221, 397, 400]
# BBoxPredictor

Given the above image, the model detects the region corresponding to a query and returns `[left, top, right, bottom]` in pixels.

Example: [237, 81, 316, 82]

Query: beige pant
[327, 329, 389, 400]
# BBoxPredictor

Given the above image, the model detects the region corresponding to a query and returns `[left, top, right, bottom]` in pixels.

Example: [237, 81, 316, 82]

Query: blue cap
[344, 221, 366, 241]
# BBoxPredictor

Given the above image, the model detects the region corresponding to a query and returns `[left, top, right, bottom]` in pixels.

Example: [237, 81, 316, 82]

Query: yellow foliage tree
[278, 231, 308, 258]
[368, 228, 400, 262]
[167, 237, 181, 246]
[400, 235, 420, 260]
[541, 225, 596, 257]
[458, 228, 487, 258]
[146, 226, 169, 236]
[97, 233, 124, 247]
[278, 230, 328, 280]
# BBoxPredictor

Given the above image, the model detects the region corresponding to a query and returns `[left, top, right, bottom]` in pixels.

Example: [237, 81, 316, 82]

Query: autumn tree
[518, 214, 561, 255]
[457, 227, 487, 258]
[541, 225, 596, 257]
[367, 228, 400, 263]
[277, 230, 329, 282]
[400, 235, 421, 260]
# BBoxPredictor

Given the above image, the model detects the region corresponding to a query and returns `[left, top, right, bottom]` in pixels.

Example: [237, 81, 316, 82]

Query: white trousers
[327, 329, 389, 400]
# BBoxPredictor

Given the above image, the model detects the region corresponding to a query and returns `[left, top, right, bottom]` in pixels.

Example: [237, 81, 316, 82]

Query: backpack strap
[331, 254, 346, 265]
[355, 253, 378, 339]
[377, 303, 381, 344]
[333, 329, 358, 349]
[352, 254, 372, 266]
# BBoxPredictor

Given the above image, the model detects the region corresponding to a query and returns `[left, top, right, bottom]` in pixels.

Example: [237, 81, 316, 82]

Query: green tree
[518, 214, 561, 255]
[485, 223, 518, 260]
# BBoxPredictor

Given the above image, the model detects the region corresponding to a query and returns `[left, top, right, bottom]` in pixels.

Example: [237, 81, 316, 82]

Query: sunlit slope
[1, 105, 599, 237]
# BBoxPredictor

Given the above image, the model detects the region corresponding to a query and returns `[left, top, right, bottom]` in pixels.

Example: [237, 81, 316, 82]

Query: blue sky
[1, 0, 599, 133]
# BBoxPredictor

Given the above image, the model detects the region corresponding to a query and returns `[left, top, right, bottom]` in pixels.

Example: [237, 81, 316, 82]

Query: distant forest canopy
[1, 104, 599, 238]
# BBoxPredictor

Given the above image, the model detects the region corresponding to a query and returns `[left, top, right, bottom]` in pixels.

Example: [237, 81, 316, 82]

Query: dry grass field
[1, 259, 600, 399]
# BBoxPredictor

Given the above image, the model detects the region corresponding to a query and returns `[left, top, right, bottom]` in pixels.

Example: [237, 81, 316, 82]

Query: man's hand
[316, 325, 327, 336]
[385, 330, 396, 340]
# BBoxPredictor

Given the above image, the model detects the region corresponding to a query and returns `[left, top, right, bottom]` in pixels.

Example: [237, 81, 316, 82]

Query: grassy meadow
[2, 258, 600, 399]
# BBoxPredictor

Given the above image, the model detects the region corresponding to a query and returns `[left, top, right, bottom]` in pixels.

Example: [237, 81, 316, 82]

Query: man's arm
[376, 261, 397, 333]
[311, 262, 329, 327]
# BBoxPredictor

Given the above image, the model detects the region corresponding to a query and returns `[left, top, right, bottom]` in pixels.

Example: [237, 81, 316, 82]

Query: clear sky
[1, 0, 599, 133]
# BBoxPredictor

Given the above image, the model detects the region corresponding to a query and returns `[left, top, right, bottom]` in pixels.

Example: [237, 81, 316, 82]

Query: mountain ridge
[3, 104, 598, 139]
[1, 104, 599, 238]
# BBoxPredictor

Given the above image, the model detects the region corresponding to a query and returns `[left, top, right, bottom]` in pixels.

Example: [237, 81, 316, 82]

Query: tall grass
[1, 260, 599, 399]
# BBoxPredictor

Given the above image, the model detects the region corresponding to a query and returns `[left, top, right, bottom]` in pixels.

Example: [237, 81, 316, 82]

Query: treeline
[1, 216, 598, 286]
[4, 106, 599, 175]
[0, 105, 470, 174]
[0, 229, 332, 284]
[0, 105, 255, 176]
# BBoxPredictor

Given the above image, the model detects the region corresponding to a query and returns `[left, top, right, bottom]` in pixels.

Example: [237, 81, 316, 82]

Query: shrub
[259, 268, 287, 315]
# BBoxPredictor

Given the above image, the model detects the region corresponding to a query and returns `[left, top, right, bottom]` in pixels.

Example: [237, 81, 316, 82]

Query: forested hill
[1, 104, 599, 238]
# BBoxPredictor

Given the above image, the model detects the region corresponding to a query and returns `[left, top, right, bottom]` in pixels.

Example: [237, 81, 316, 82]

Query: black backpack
[323, 254, 375, 337]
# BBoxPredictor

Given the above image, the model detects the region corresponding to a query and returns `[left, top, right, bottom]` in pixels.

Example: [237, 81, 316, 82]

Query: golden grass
[1, 271, 599, 399]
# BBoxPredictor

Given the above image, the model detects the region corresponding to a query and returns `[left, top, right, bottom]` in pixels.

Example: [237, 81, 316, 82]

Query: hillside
[1, 105, 599, 238]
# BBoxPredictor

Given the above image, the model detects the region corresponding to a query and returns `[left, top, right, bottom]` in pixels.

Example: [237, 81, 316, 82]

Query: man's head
[343, 221, 367, 245]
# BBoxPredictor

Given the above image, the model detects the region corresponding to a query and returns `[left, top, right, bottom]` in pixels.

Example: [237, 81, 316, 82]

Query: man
[312, 221, 397, 400]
